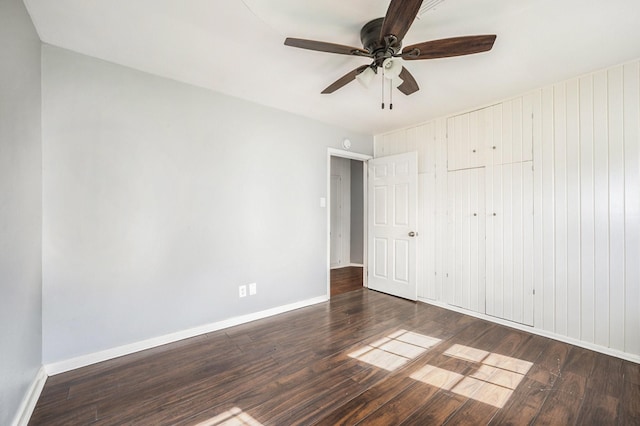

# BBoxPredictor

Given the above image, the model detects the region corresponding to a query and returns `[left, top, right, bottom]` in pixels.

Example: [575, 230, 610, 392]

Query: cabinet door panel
[486, 162, 534, 325]
[447, 168, 485, 313]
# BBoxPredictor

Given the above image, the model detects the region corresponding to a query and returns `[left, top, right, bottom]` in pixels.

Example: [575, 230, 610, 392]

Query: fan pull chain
[390, 80, 393, 110]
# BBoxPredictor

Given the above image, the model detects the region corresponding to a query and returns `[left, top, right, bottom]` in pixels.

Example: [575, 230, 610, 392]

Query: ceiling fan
[284, 0, 496, 100]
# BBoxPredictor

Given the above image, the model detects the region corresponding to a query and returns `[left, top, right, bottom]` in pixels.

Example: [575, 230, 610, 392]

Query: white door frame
[327, 148, 372, 297]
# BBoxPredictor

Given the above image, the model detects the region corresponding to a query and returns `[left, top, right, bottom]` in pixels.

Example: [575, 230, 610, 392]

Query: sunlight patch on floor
[348, 329, 441, 371]
[194, 407, 263, 426]
[410, 344, 533, 408]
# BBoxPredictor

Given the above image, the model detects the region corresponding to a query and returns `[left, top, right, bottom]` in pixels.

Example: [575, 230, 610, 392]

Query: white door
[330, 175, 342, 268]
[368, 152, 418, 300]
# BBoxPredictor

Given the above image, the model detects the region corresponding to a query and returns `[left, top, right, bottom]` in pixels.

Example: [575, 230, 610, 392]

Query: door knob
[408, 231, 418, 237]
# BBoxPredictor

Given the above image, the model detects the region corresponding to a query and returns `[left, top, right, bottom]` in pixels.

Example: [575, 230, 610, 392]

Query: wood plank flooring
[30, 289, 639, 425]
[330, 266, 363, 297]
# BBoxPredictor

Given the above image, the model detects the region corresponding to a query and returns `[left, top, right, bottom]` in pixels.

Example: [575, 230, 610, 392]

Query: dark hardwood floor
[30, 289, 639, 425]
[330, 266, 363, 297]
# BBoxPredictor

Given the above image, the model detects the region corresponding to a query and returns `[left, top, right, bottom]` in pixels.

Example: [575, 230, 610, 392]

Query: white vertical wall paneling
[406, 126, 418, 161]
[523, 161, 534, 325]
[485, 106, 497, 316]
[512, 98, 523, 163]
[593, 70, 610, 347]
[541, 86, 556, 332]
[522, 93, 534, 162]
[396, 129, 408, 154]
[446, 171, 457, 305]
[417, 173, 428, 299]
[532, 89, 544, 329]
[623, 62, 640, 355]
[459, 171, 469, 307]
[486, 165, 496, 316]
[579, 75, 595, 343]
[459, 114, 468, 170]
[376, 58, 640, 360]
[501, 101, 512, 164]
[469, 110, 480, 168]
[486, 162, 534, 326]
[448, 115, 458, 170]
[374, 135, 383, 157]
[426, 123, 438, 299]
[566, 78, 582, 340]
[608, 66, 625, 351]
[448, 114, 469, 171]
[468, 170, 477, 310]
[435, 118, 448, 301]
[492, 104, 502, 165]
[380, 134, 391, 156]
[384, 131, 399, 156]
[488, 166, 504, 317]
[553, 83, 568, 336]
[470, 168, 482, 312]
[452, 169, 464, 308]
[422, 124, 438, 300]
[446, 118, 454, 170]
[475, 168, 486, 314]
[511, 164, 523, 323]
[503, 162, 514, 320]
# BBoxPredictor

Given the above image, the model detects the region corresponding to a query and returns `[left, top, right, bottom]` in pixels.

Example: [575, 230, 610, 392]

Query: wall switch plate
[239, 285, 247, 298]
[249, 283, 257, 295]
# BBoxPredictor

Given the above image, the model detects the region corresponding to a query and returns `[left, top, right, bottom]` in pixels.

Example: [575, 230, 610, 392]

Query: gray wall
[0, 0, 43, 424]
[41, 46, 372, 364]
[350, 160, 364, 264]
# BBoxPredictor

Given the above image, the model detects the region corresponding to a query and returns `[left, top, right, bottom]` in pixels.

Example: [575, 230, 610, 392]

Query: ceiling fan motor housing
[360, 17, 402, 60]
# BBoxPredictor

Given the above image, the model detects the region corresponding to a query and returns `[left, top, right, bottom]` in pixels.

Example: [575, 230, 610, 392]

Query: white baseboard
[45, 295, 328, 376]
[418, 297, 640, 364]
[11, 366, 47, 426]
[330, 263, 364, 270]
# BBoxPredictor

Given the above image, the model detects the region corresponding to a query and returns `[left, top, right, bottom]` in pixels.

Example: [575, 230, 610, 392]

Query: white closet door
[446, 168, 485, 313]
[486, 161, 534, 325]
[447, 110, 487, 171]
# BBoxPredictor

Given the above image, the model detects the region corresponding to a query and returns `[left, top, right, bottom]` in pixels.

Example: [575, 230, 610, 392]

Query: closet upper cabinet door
[487, 96, 534, 165]
[447, 109, 487, 171]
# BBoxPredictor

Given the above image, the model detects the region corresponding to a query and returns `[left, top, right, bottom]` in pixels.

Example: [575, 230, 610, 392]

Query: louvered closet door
[486, 161, 534, 325]
[446, 168, 485, 313]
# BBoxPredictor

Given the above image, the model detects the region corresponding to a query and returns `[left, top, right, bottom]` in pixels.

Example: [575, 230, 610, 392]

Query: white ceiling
[24, 0, 640, 135]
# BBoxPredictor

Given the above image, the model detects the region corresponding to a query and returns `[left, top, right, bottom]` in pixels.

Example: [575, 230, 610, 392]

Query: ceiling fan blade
[397, 67, 419, 95]
[402, 35, 497, 60]
[321, 65, 369, 94]
[379, 0, 423, 43]
[285, 38, 369, 56]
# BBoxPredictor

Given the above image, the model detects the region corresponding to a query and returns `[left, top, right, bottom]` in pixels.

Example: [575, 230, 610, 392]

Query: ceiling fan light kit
[283, 0, 497, 109]
[356, 66, 376, 88]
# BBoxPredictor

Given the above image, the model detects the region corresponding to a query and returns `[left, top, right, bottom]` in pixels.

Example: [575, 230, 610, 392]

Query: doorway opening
[327, 149, 371, 297]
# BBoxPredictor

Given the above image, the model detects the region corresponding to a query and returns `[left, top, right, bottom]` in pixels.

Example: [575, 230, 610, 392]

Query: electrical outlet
[249, 283, 257, 295]
[239, 285, 247, 298]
